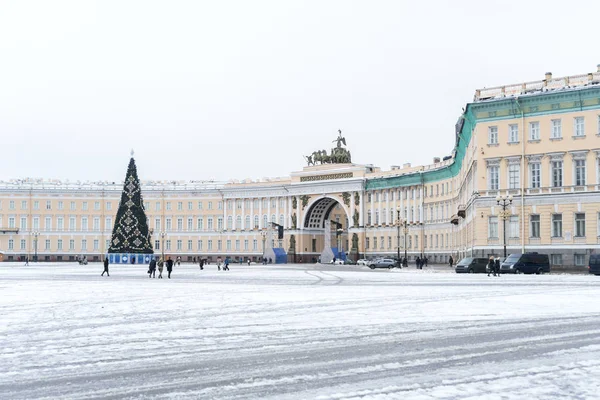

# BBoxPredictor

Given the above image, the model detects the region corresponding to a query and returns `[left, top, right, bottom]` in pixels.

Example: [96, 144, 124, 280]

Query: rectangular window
[530, 215, 540, 238]
[551, 254, 563, 266]
[187, 218, 193, 231]
[176, 240, 182, 250]
[488, 216, 498, 238]
[217, 240, 222, 251]
[166, 218, 172, 230]
[58, 201, 64, 210]
[529, 121, 540, 140]
[69, 239, 75, 250]
[45, 239, 50, 250]
[366, 237, 370, 249]
[208, 201, 213, 210]
[166, 240, 171, 250]
[530, 163, 541, 188]
[33, 200, 39, 210]
[45, 217, 51, 230]
[81, 217, 88, 231]
[208, 218, 213, 230]
[33, 217, 39, 230]
[70, 201, 75, 211]
[93, 239, 99, 250]
[188, 240, 193, 251]
[177, 201, 183, 211]
[20, 217, 27, 229]
[155, 202, 160, 211]
[244, 240, 248, 250]
[21, 200, 27, 210]
[208, 240, 213, 250]
[188, 201, 193, 211]
[198, 201, 203, 210]
[552, 214, 562, 237]
[509, 124, 519, 143]
[253, 239, 257, 251]
[82, 202, 88, 211]
[105, 217, 112, 230]
[488, 126, 498, 144]
[166, 202, 172, 211]
[155, 240, 160, 250]
[177, 218, 183, 231]
[575, 254, 586, 267]
[93, 217, 100, 231]
[9, 200, 15, 210]
[552, 161, 563, 187]
[217, 218, 223, 230]
[575, 159, 586, 186]
[509, 216, 519, 238]
[9, 217, 15, 228]
[373, 237, 377, 249]
[94, 201, 100, 210]
[235, 240, 240, 250]
[197, 218, 203, 230]
[575, 213, 585, 237]
[46, 200, 52, 210]
[57, 239, 63, 250]
[81, 239, 87, 250]
[57, 217, 63, 231]
[508, 164, 520, 189]
[380, 236, 384, 249]
[8, 239, 14, 250]
[574, 117, 585, 137]
[551, 119, 562, 138]
[20, 239, 26, 250]
[488, 166, 499, 190]
[198, 240, 203, 251]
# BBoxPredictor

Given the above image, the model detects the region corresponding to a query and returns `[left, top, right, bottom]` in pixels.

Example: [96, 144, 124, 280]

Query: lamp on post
[496, 194, 513, 258]
[403, 220, 409, 265]
[260, 229, 268, 258]
[33, 230, 40, 262]
[160, 231, 166, 262]
[336, 228, 343, 258]
[396, 207, 401, 267]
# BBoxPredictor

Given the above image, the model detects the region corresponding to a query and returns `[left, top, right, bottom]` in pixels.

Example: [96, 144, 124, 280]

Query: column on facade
[377, 191, 382, 226]
[241, 198, 245, 230]
[223, 199, 228, 231]
[406, 187, 411, 223]
[419, 186, 424, 223]
[386, 189, 390, 225]
[276, 197, 280, 228]
[283, 196, 287, 229]
[287, 196, 292, 228]
[350, 192, 355, 228]
[370, 192, 375, 226]
[400, 188, 404, 222]
[359, 192, 364, 226]
[250, 198, 255, 229]
[296, 196, 302, 230]
[231, 199, 236, 230]
[258, 198, 263, 229]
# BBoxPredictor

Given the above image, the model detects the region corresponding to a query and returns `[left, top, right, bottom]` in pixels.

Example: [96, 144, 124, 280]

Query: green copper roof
[366, 86, 600, 191]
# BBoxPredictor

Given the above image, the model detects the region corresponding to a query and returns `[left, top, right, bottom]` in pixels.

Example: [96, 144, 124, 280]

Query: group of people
[487, 257, 502, 277]
[147, 257, 174, 278]
[414, 256, 428, 269]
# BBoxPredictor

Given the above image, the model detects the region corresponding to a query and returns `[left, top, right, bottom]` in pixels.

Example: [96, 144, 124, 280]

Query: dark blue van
[589, 254, 600, 275]
[500, 253, 550, 274]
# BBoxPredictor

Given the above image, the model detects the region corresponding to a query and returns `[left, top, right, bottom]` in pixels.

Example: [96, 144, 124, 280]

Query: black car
[455, 257, 489, 273]
[500, 253, 550, 274]
[589, 254, 600, 275]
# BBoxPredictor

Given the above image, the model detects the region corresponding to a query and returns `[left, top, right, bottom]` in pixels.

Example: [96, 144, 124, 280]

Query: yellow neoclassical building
[1, 67, 600, 268]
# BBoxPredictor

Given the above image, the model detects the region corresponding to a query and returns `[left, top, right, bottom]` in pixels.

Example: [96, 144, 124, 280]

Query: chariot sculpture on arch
[304, 129, 352, 166]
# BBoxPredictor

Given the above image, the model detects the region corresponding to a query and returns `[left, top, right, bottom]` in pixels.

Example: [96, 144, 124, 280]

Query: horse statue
[304, 155, 314, 166]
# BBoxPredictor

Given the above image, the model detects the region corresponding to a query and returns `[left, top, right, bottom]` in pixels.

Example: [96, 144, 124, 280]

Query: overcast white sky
[1, 0, 599, 183]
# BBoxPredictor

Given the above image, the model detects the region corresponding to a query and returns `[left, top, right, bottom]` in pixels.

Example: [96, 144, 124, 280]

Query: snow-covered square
[2, 263, 600, 399]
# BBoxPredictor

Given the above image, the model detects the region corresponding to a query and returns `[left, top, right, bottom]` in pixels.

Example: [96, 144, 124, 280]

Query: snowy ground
[1, 263, 600, 400]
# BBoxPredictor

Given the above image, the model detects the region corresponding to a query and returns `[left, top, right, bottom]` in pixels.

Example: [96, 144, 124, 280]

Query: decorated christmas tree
[108, 154, 153, 254]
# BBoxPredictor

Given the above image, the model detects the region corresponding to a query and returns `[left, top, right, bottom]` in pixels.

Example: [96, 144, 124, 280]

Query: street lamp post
[496, 194, 513, 258]
[261, 230, 268, 259]
[396, 207, 401, 267]
[160, 231, 166, 262]
[403, 221, 408, 265]
[33, 230, 40, 262]
[336, 228, 343, 259]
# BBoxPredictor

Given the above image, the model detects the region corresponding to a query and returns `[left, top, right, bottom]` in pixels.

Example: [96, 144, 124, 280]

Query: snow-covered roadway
[1, 263, 600, 399]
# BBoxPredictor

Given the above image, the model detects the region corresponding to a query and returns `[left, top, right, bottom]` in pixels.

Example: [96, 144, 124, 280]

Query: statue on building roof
[305, 129, 352, 165]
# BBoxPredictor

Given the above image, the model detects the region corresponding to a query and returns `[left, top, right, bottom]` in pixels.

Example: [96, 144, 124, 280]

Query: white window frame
[529, 162, 541, 188]
[508, 124, 519, 143]
[508, 164, 520, 189]
[552, 214, 562, 237]
[530, 214, 540, 238]
[488, 126, 498, 144]
[529, 121, 540, 140]
[488, 166, 499, 190]
[574, 159, 586, 186]
[551, 119, 562, 139]
[488, 216, 498, 238]
[574, 117, 585, 137]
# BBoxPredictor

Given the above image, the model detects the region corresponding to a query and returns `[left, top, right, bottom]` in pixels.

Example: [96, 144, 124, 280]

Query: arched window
[263, 215, 268, 228]
[271, 214, 276, 223]
[375, 210, 379, 225]
[245, 215, 251, 229]
[367, 210, 372, 225]
[254, 215, 259, 229]
[382, 208, 387, 224]
[227, 216, 232, 230]
[236, 215, 242, 229]
[279, 214, 284, 226]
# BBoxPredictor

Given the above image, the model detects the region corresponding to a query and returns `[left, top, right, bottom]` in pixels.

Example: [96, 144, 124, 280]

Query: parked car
[368, 258, 397, 269]
[344, 259, 356, 265]
[356, 259, 369, 266]
[455, 257, 489, 273]
[331, 259, 344, 265]
[589, 254, 600, 275]
[500, 253, 550, 274]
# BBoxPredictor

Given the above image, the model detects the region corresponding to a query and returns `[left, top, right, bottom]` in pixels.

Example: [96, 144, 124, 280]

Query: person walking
[223, 256, 230, 271]
[448, 256, 454, 268]
[157, 257, 164, 279]
[217, 256, 222, 271]
[101, 257, 110, 277]
[487, 256, 495, 277]
[199, 258, 204, 270]
[424, 256, 428, 267]
[494, 257, 501, 277]
[416, 256, 421, 269]
[148, 257, 156, 278]
[166, 256, 174, 279]
[24, 257, 29, 266]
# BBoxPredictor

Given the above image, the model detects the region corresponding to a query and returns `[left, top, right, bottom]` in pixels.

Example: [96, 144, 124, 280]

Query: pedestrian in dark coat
[449, 256, 454, 268]
[101, 257, 110, 276]
[416, 256, 421, 269]
[199, 258, 204, 270]
[148, 258, 157, 278]
[495, 258, 501, 277]
[166, 257, 174, 279]
[223, 257, 230, 271]
[487, 256, 495, 277]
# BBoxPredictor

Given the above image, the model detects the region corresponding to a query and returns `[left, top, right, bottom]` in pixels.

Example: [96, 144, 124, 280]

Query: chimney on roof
[545, 72, 552, 81]
[433, 157, 441, 164]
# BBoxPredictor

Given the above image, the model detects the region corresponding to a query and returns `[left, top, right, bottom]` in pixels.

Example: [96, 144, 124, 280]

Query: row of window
[0, 200, 113, 211]
[153, 214, 289, 231]
[7, 238, 106, 251]
[488, 157, 599, 190]
[365, 233, 452, 250]
[488, 212, 597, 238]
[1, 216, 113, 231]
[367, 182, 454, 203]
[154, 239, 260, 252]
[487, 115, 599, 145]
